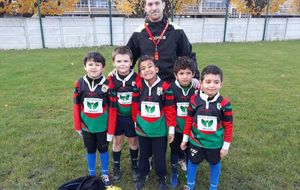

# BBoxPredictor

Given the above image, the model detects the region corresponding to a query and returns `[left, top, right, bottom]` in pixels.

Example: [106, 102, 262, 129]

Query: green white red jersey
[107, 70, 140, 140]
[73, 75, 109, 133]
[182, 91, 233, 150]
[132, 77, 176, 137]
[169, 80, 198, 133]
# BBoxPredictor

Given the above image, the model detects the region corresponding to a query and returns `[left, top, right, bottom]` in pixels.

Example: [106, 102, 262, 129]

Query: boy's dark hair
[173, 56, 196, 75]
[200, 65, 223, 82]
[112, 46, 133, 61]
[83, 52, 106, 67]
[137, 55, 156, 72]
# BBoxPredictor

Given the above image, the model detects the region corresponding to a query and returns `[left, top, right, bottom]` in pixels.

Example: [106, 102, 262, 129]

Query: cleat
[112, 167, 122, 183]
[101, 174, 112, 187]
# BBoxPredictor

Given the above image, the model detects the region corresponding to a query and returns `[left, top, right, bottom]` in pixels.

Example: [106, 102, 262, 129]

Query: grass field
[0, 40, 300, 190]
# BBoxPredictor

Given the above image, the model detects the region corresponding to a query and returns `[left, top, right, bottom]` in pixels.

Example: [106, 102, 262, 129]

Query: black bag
[58, 176, 105, 190]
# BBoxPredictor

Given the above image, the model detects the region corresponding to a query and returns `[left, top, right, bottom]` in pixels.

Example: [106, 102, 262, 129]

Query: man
[127, 1, 200, 189]
[127, 0, 200, 84]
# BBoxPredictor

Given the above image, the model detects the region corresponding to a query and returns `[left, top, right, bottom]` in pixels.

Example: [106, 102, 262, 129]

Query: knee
[98, 144, 108, 153]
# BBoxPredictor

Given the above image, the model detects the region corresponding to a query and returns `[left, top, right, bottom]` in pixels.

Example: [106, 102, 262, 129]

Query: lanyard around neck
[144, 20, 169, 61]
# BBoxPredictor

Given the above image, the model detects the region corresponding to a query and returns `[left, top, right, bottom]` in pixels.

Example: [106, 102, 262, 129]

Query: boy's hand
[180, 142, 187, 150]
[108, 68, 117, 77]
[168, 134, 174, 144]
[220, 148, 229, 157]
[191, 78, 200, 89]
[76, 130, 82, 137]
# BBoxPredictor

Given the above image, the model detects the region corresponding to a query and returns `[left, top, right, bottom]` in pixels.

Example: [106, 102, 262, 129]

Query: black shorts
[114, 115, 137, 137]
[82, 130, 108, 153]
[188, 143, 221, 165]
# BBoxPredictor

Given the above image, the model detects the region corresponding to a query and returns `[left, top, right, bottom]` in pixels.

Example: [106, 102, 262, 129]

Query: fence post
[223, 0, 229, 42]
[108, 0, 113, 46]
[171, 0, 174, 22]
[262, 0, 270, 41]
[38, 0, 45, 48]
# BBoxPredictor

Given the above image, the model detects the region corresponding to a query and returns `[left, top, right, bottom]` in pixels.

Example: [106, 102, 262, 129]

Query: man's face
[145, 0, 165, 22]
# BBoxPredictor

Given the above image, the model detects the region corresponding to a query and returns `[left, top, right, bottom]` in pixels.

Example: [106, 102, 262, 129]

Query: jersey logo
[141, 101, 160, 117]
[217, 103, 222, 110]
[84, 98, 103, 113]
[190, 148, 198, 157]
[117, 92, 132, 104]
[176, 102, 189, 116]
[101, 84, 108, 92]
[197, 115, 217, 131]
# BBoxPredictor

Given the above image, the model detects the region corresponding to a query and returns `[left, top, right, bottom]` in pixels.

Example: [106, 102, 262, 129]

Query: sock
[186, 160, 198, 190]
[86, 153, 96, 176]
[209, 162, 221, 190]
[113, 151, 121, 169]
[100, 151, 109, 175]
[130, 148, 138, 169]
[171, 153, 179, 173]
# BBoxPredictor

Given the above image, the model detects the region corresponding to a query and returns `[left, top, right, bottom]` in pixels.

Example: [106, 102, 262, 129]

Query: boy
[181, 65, 233, 190]
[132, 55, 176, 190]
[73, 52, 112, 187]
[168, 56, 198, 188]
[106, 46, 139, 182]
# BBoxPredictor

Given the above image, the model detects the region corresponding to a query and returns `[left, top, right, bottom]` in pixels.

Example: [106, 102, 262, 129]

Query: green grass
[0, 41, 300, 190]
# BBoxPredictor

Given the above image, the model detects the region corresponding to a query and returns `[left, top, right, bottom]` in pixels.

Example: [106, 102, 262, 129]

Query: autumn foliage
[114, 0, 199, 17]
[0, 0, 78, 17]
[231, 0, 288, 16]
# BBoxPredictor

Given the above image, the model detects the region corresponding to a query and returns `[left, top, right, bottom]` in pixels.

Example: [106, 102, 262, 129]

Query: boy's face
[84, 60, 104, 79]
[145, 0, 165, 22]
[139, 60, 159, 83]
[201, 74, 223, 97]
[175, 68, 195, 87]
[113, 54, 132, 76]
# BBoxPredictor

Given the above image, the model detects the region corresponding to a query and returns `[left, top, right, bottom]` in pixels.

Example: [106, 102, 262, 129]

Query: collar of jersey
[83, 75, 106, 92]
[175, 80, 193, 96]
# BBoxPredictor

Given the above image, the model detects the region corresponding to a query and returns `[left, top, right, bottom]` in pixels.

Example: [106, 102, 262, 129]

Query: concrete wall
[0, 17, 299, 50]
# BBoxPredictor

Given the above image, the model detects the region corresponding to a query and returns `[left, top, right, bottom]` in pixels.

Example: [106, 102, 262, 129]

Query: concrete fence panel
[0, 17, 299, 50]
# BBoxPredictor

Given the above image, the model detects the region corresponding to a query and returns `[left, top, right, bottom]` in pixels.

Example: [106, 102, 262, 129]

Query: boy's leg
[209, 162, 221, 190]
[169, 132, 182, 188]
[96, 132, 112, 187]
[206, 148, 222, 190]
[124, 115, 139, 179]
[112, 135, 124, 182]
[186, 160, 198, 190]
[135, 136, 151, 189]
[82, 131, 97, 176]
[152, 136, 167, 190]
[128, 137, 139, 180]
[185, 144, 205, 190]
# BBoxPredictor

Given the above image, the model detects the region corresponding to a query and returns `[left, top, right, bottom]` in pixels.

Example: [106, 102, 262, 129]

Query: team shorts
[114, 115, 137, 137]
[188, 143, 221, 165]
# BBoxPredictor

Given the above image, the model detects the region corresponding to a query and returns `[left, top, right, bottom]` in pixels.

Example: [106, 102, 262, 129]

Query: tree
[114, 0, 199, 17]
[285, 0, 300, 14]
[4, 0, 79, 17]
[230, 0, 287, 16]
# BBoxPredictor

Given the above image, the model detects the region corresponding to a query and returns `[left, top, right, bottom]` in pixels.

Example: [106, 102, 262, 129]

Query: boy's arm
[131, 77, 141, 123]
[107, 77, 117, 141]
[162, 83, 176, 135]
[182, 96, 196, 142]
[221, 98, 234, 150]
[73, 80, 82, 132]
